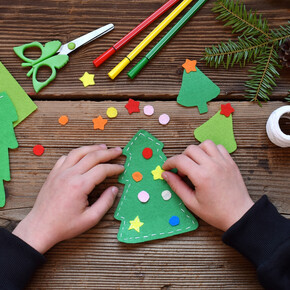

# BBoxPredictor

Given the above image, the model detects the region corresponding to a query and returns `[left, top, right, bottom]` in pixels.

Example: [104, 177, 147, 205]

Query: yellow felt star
[128, 216, 144, 232]
[92, 115, 108, 130]
[79, 72, 95, 87]
[182, 59, 197, 73]
[151, 165, 164, 180]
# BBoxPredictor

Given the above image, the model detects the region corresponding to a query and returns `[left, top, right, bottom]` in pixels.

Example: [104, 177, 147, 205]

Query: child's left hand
[13, 144, 124, 254]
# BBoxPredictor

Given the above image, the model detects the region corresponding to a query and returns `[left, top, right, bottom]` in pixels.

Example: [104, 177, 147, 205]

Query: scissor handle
[31, 54, 69, 93]
[14, 40, 63, 67]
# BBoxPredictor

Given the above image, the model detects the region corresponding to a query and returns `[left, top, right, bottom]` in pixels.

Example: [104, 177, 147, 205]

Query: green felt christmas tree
[194, 103, 237, 153]
[0, 92, 19, 207]
[115, 130, 198, 244]
[177, 60, 220, 114]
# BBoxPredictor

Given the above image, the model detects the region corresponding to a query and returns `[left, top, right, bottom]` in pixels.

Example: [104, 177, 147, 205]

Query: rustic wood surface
[0, 0, 289, 289]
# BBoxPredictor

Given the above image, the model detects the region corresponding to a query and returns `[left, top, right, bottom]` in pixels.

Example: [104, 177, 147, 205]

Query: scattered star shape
[151, 165, 164, 180]
[220, 103, 235, 117]
[182, 59, 197, 73]
[128, 216, 144, 232]
[92, 115, 108, 130]
[79, 72, 95, 87]
[125, 98, 140, 114]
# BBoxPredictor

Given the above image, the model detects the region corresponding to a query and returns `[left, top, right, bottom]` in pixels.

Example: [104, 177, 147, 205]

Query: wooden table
[1, 0, 289, 288]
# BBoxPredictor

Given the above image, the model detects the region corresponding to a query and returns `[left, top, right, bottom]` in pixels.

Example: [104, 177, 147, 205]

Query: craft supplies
[0, 62, 37, 127]
[0, 92, 19, 207]
[115, 130, 198, 243]
[108, 0, 193, 80]
[128, 0, 208, 79]
[266, 106, 290, 147]
[93, 0, 180, 67]
[177, 60, 220, 114]
[14, 24, 114, 93]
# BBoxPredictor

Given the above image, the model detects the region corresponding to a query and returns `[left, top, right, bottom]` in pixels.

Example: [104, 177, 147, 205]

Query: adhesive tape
[266, 106, 290, 147]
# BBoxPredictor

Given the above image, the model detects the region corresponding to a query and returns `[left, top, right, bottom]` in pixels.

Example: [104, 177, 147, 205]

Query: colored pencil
[93, 0, 180, 68]
[128, 0, 207, 79]
[108, 0, 193, 80]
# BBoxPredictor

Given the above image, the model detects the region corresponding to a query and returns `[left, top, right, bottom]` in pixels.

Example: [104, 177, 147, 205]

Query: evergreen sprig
[202, 0, 290, 104]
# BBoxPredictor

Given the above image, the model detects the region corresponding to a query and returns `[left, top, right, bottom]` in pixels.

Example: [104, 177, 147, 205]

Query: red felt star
[182, 59, 197, 73]
[220, 103, 235, 117]
[125, 98, 140, 114]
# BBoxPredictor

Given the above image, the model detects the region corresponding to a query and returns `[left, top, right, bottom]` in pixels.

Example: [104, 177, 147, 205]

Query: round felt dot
[161, 190, 172, 201]
[142, 147, 153, 159]
[132, 172, 143, 182]
[33, 144, 45, 156]
[143, 105, 154, 116]
[169, 216, 180, 226]
[159, 113, 170, 125]
[58, 115, 69, 125]
[138, 191, 150, 203]
[106, 107, 118, 118]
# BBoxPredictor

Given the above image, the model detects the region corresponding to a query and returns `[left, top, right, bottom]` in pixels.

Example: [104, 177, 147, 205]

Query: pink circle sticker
[143, 105, 154, 116]
[159, 113, 170, 125]
[138, 191, 150, 203]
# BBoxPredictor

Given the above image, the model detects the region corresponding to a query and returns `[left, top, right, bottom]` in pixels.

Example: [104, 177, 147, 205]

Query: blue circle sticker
[169, 216, 180, 226]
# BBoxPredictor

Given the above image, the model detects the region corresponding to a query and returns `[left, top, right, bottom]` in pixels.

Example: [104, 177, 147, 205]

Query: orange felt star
[220, 103, 235, 117]
[182, 59, 197, 73]
[92, 116, 108, 130]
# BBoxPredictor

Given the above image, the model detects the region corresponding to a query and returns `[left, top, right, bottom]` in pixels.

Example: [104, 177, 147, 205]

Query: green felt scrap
[177, 67, 220, 114]
[194, 109, 237, 153]
[115, 130, 198, 244]
[0, 92, 19, 207]
[0, 61, 37, 127]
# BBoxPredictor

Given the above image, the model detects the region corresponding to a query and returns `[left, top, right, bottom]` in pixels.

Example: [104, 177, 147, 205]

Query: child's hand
[13, 144, 124, 254]
[162, 140, 254, 232]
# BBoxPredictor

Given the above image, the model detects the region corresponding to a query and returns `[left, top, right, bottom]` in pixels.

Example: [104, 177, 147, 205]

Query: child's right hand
[162, 140, 254, 232]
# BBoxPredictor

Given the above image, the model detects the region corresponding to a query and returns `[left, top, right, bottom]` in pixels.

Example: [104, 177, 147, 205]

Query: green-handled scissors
[14, 23, 114, 93]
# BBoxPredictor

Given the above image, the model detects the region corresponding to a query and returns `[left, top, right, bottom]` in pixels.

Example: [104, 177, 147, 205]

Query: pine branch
[271, 21, 290, 45]
[245, 44, 281, 103]
[203, 36, 269, 68]
[213, 0, 270, 38]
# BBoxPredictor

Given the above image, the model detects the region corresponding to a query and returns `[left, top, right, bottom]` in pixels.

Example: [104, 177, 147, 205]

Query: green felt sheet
[194, 110, 237, 153]
[115, 130, 198, 244]
[0, 92, 19, 207]
[0, 61, 37, 127]
[177, 67, 220, 114]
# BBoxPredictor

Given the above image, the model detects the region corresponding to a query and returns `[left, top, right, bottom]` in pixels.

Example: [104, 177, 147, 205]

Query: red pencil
[93, 0, 180, 68]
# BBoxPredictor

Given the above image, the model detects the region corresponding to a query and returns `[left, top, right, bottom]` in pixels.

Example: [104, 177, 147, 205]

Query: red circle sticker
[33, 144, 45, 156]
[142, 148, 153, 159]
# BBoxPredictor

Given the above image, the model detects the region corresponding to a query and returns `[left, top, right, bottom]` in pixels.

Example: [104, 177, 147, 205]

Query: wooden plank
[0, 100, 289, 289]
[0, 0, 289, 100]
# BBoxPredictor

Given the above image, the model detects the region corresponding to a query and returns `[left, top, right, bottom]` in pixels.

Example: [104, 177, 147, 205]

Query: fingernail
[162, 172, 168, 180]
[115, 146, 122, 152]
[99, 144, 107, 149]
[112, 186, 118, 195]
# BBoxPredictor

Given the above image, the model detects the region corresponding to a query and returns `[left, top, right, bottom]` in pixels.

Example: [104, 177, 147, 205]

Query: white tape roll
[266, 106, 290, 147]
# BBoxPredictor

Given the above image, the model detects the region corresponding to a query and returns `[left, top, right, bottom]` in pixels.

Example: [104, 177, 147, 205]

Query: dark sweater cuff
[222, 195, 290, 268]
[0, 227, 45, 290]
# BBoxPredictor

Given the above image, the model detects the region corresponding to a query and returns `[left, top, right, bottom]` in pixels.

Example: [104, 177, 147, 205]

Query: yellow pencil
[108, 0, 193, 80]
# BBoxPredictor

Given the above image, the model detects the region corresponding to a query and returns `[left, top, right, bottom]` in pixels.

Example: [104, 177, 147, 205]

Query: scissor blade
[58, 23, 114, 55]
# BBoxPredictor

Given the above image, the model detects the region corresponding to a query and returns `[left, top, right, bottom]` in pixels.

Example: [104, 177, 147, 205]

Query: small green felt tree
[194, 103, 237, 153]
[115, 130, 198, 244]
[177, 67, 220, 114]
[0, 92, 18, 207]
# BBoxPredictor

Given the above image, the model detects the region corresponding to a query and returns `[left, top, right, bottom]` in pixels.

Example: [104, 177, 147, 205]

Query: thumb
[84, 186, 119, 228]
[162, 171, 198, 213]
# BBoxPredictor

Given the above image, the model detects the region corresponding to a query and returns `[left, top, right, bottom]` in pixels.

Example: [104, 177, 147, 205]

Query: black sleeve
[0, 227, 46, 290]
[222, 195, 290, 290]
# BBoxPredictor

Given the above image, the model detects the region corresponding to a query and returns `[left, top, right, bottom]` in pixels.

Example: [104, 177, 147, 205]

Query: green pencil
[127, 0, 208, 79]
